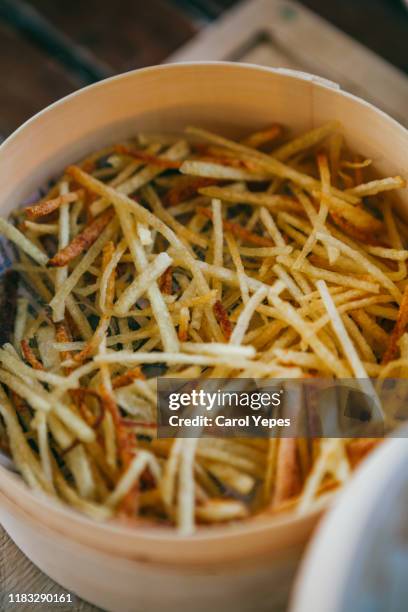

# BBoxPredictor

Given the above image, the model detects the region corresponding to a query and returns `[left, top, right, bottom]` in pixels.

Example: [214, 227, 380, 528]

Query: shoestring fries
[0, 121, 406, 534]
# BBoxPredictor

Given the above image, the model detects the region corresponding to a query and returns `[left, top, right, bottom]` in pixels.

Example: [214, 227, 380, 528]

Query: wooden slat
[26, 0, 197, 72]
[0, 22, 78, 135]
[299, 0, 408, 74]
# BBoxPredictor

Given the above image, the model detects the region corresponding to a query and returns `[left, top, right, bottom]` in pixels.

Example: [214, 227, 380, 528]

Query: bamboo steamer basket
[0, 63, 407, 612]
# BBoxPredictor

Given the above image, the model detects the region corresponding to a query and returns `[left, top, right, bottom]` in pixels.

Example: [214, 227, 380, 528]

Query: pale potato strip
[199, 186, 300, 211]
[113, 252, 173, 316]
[181, 342, 255, 358]
[346, 176, 405, 197]
[273, 121, 340, 161]
[0, 218, 48, 265]
[99, 239, 127, 312]
[212, 198, 223, 298]
[316, 231, 401, 300]
[316, 280, 369, 378]
[366, 246, 408, 261]
[178, 438, 198, 535]
[24, 221, 58, 235]
[230, 286, 268, 345]
[298, 259, 380, 294]
[106, 451, 150, 507]
[270, 295, 350, 377]
[260, 207, 285, 247]
[225, 232, 249, 304]
[180, 160, 269, 182]
[35, 412, 54, 487]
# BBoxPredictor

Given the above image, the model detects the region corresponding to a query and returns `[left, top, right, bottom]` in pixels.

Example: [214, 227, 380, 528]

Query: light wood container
[0, 63, 407, 612]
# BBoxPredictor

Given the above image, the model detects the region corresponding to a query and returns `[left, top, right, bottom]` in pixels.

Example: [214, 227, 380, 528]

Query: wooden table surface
[0, 0, 406, 137]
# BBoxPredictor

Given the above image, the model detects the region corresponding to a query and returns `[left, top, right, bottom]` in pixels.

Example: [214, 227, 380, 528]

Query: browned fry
[241, 124, 283, 148]
[272, 439, 301, 506]
[213, 300, 232, 340]
[73, 242, 115, 364]
[112, 367, 145, 389]
[346, 439, 382, 468]
[102, 241, 115, 309]
[381, 285, 408, 364]
[164, 177, 217, 207]
[354, 157, 364, 186]
[81, 160, 96, 173]
[54, 320, 74, 375]
[115, 145, 182, 169]
[25, 190, 84, 219]
[61, 439, 81, 456]
[70, 388, 105, 428]
[54, 320, 72, 360]
[48, 208, 114, 267]
[10, 391, 32, 426]
[99, 387, 136, 468]
[330, 212, 385, 246]
[158, 265, 173, 295]
[21, 339, 44, 371]
[118, 483, 139, 517]
[197, 155, 261, 172]
[198, 207, 274, 247]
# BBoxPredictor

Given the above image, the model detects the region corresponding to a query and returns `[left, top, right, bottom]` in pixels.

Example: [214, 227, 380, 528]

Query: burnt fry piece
[99, 387, 136, 468]
[48, 208, 114, 267]
[382, 285, 408, 364]
[21, 339, 44, 370]
[54, 320, 74, 372]
[330, 212, 385, 246]
[199, 207, 274, 247]
[158, 265, 173, 295]
[198, 155, 260, 171]
[70, 389, 105, 428]
[115, 145, 182, 169]
[164, 177, 217, 207]
[213, 300, 232, 340]
[346, 439, 382, 468]
[272, 439, 302, 506]
[112, 367, 145, 389]
[25, 190, 84, 219]
[241, 124, 283, 148]
[10, 391, 32, 426]
[102, 241, 116, 309]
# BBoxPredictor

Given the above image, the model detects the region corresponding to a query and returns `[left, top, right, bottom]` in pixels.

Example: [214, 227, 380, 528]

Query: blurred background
[0, 0, 407, 137]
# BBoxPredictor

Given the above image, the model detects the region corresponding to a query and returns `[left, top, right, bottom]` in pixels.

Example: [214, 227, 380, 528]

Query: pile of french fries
[0, 121, 406, 535]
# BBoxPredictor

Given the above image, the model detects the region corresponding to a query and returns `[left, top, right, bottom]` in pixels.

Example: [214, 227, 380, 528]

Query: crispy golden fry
[48, 208, 114, 267]
[21, 339, 44, 371]
[115, 145, 182, 169]
[241, 124, 283, 148]
[25, 190, 84, 219]
[198, 206, 274, 247]
[213, 300, 232, 340]
[382, 285, 408, 364]
[112, 367, 145, 389]
[165, 177, 217, 207]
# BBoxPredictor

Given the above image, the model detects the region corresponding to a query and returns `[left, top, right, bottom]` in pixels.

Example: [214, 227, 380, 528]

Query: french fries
[0, 120, 406, 534]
